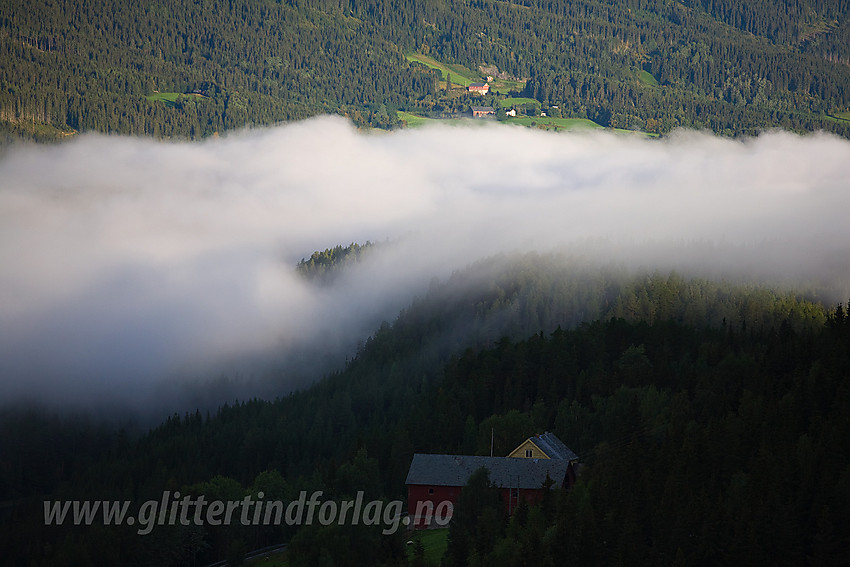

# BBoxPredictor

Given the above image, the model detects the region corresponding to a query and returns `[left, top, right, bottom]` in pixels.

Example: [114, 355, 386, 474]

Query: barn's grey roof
[531, 432, 579, 462]
[405, 454, 569, 489]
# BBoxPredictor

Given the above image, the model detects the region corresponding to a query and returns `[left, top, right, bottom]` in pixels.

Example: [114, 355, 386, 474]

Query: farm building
[468, 82, 490, 95]
[471, 106, 495, 118]
[405, 433, 578, 528]
[507, 431, 579, 461]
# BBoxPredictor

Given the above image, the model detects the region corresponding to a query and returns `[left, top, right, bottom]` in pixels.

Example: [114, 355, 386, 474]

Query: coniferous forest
[1, 252, 849, 565]
[2, 0, 850, 142]
[3, 0, 850, 565]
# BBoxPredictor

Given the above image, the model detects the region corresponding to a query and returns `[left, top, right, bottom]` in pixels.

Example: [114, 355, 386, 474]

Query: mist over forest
[4, 0, 850, 564]
[1, 118, 848, 416]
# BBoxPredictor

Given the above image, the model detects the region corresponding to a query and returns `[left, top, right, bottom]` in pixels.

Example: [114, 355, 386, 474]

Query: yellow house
[508, 432, 578, 462]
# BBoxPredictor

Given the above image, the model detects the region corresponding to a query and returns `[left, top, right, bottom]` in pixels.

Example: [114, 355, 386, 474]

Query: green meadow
[488, 78, 526, 94]
[396, 110, 658, 136]
[498, 97, 539, 108]
[406, 527, 449, 566]
[638, 69, 661, 88]
[145, 92, 182, 106]
[505, 115, 603, 130]
[396, 110, 435, 127]
[145, 92, 206, 107]
[504, 115, 658, 136]
[406, 53, 525, 93]
[406, 53, 480, 87]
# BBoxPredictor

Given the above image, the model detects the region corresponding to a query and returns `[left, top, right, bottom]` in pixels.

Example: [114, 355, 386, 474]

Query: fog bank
[1, 117, 848, 413]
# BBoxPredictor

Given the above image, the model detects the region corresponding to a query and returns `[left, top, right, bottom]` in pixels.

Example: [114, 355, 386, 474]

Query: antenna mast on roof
[490, 427, 494, 457]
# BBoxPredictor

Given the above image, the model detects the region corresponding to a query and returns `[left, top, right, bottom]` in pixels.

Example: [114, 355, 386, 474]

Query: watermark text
[44, 491, 452, 535]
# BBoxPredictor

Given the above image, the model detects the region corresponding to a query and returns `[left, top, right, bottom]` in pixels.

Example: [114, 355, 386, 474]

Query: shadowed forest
[2, 254, 849, 565]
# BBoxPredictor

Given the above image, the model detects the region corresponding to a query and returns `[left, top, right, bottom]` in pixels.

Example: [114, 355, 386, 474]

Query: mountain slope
[2, 0, 850, 142]
[2, 254, 845, 564]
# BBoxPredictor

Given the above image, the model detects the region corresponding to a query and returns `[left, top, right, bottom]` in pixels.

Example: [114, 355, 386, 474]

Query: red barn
[471, 106, 496, 118]
[405, 451, 576, 528]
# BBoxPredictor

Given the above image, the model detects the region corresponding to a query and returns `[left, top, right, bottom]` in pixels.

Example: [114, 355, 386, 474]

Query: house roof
[530, 432, 579, 461]
[405, 454, 569, 489]
[471, 106, 495, 112]
[468, 83, 489, 88]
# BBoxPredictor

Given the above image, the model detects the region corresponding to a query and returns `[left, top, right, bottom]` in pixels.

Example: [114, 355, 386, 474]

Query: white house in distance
[468, 82, 489, 95]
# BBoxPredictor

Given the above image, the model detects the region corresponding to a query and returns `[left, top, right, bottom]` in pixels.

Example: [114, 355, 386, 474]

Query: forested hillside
[2, 253, 848, 565]
[2, 0, 850, 142]
[440, 308, 850, 566]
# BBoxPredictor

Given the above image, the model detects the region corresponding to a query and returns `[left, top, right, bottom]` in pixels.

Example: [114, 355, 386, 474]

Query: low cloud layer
[1, 117, 848, 414]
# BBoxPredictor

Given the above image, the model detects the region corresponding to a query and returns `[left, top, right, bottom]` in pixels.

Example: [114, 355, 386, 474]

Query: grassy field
[406, 53, 480, 87]
[406, 53, 525, 93]
[145, 91, 206, 107]
[406, 528, 449, 566]
[145, 91, 182, 106]
[829, 110, 850, 122]
[489, 78, 526, 94]
[638, 70, 661, 88]
[396, 108, 658, 137]
[505, 115, 603, 130]
[397, 110, 435, 127]
[505, 115, 658, 136]
[498, 97, 538, 108]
